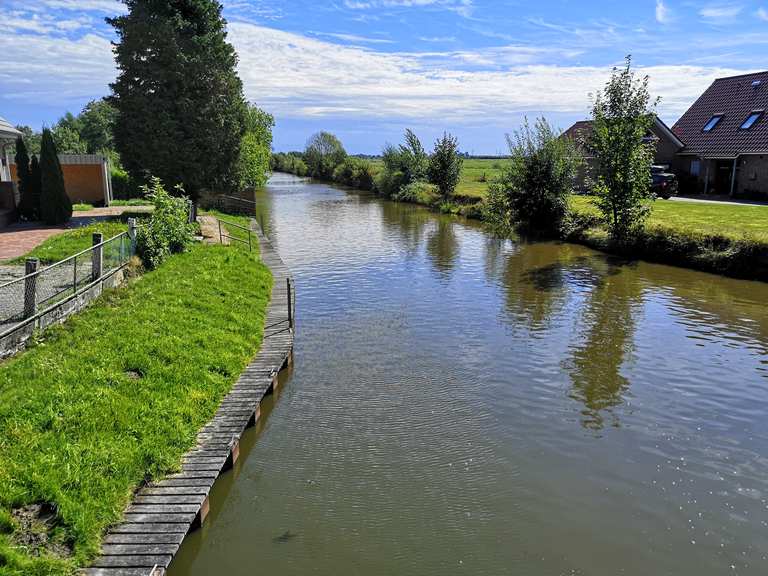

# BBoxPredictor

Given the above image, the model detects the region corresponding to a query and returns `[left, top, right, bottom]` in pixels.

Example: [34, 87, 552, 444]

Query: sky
[1, 0, 767, 154]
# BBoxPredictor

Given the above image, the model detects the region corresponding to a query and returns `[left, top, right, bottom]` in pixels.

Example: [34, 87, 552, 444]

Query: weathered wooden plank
[92, 554, 172, 568]
[100, 543, 178, 556]
[127, 504, 201, 514]
[85, 568, 165, 576]
[103, 532, 186, 545]
[122, 512, 196, 524]
[134, 494, 205, 506]
[109, 523, 189, 534]
[140, 486, 210, 496]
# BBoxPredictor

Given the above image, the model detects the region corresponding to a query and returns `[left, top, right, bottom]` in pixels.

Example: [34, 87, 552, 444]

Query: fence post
[23, 258, 39, 319]
[218, 219, 223, 244]
[248, 229, 252, 252]
[128, 218, 137, 255]
[287, 278, 293, 330]
[92, 233, 103, 282]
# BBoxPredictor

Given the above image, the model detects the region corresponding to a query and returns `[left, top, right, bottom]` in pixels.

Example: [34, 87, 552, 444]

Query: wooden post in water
[23, 258, 39, 319]
[287, 278, 293, 329]
[91, 233, 103, 282]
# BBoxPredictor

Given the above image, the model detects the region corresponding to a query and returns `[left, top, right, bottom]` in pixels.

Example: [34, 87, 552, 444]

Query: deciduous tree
[428, 132, 463, 200]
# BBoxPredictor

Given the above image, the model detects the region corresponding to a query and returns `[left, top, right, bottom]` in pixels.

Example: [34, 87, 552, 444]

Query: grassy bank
[0, 242, 272, 574]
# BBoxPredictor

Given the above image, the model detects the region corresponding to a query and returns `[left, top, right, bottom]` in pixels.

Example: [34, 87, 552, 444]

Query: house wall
[736, 155, 768, 197]
[9, 159, 108, 205]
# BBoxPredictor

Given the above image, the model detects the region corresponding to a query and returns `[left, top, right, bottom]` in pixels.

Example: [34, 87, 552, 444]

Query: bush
[427, 132, 463, 199]
[375, 169, 407, 198]
[14, 136, 36, 220]
[332, 157, 376, 190]
[486, 117, 581, 235]
[393, 181, 438, 203]
[39, 128, 72, 225]
[135, 177, 195, 269]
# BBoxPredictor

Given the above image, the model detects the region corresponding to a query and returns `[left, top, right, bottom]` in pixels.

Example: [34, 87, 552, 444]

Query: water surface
[170, 174, 768, 575]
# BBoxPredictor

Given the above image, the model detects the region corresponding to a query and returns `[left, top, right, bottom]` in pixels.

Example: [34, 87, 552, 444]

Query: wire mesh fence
[0, 232, 132, 336]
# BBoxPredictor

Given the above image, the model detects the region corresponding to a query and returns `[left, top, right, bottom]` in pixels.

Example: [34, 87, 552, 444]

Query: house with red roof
[564, 70, 768, 198]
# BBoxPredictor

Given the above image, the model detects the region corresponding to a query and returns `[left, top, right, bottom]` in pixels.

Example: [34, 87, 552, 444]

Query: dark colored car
[651, 166, 678, 199]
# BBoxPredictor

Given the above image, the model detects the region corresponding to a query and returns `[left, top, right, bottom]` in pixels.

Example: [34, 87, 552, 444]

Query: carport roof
[0, 116, 22, 141]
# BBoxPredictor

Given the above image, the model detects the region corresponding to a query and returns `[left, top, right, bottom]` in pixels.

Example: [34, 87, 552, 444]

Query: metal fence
[217, 218, 254, 252]
[0, 231, 134, 337]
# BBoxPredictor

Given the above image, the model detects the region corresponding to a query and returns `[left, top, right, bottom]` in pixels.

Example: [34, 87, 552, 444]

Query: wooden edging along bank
[84, 223, 295, 576]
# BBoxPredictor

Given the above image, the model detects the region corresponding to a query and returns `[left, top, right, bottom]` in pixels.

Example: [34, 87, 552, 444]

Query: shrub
[332, 157, 376, 190]
[136, 177, 195, 269]
[486, 117, 581, 235]
[29, 155, 42, 218]
[39, 128, 72, 225]
[428, 132, 463, 200]
[393, 181, 438, 203]
[375, 169, 407, 198]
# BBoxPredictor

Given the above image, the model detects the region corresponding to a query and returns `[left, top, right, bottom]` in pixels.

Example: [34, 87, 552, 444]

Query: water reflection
[426, 219, 459, 275]
[564, 257, 643, 430]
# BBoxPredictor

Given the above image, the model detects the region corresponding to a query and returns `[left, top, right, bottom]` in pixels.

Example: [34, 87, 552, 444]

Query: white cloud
[419, 36, 457, 42]
[41, 0, 126, 13]
[228, 23, 746, 123]
[699, 4, 743, 21]
[757, 7, 768, 21]
[344, 0, 474, 18]
[310, 32, 394, 44]
[655, 0, 672, 24]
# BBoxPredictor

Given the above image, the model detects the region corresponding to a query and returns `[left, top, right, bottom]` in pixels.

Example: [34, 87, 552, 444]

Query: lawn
[570, 195, 768, 242]
[0, 242, 272, 574]
[8, 222, 128, 265]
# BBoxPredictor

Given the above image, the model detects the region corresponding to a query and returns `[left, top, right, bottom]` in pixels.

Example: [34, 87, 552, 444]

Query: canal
[169, 173, 768, 575]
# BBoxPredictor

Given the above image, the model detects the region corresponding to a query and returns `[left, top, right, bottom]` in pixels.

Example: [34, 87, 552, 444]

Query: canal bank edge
[84, 223, 295, 576]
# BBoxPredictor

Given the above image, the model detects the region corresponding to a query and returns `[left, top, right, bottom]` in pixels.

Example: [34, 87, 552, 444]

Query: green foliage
[304, 132, 347, 180]
[39, 129, 72, 225]
[332, 157, 376, 190]
[375, 168, 407, 198]
[109, 0, 248, 200]
[382, 129, 428, 185]
[72, 203, 94, 212]
[428, 132, 463, 200]
[135, 178, 195, 269]
[591, 56, 659, 240]
[393, 180, 438, 203]
[78, 99, 118, 153]
[238, 106, 274, 190]
[52, 123, 87, 155]
[14, 136, 36, 220]
[0, 243, 271, 572]
[270, 152, 308, 176]
[29, 155, 42, 217]
[15, 126, 41, 156]
[486, 118, 581, 234]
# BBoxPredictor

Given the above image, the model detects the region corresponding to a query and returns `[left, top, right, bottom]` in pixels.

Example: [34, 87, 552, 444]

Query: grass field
[8, 222, 128, 265]
[0, 242, 272, 574]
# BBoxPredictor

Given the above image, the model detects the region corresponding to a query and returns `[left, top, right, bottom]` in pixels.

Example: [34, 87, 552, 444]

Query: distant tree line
[271, 128, 464, 206]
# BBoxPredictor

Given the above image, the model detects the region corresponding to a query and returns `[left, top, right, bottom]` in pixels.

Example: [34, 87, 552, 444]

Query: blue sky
[1, 0, 767, 154]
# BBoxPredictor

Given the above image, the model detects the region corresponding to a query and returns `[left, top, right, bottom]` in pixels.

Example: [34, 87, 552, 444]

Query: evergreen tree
[39, 129, 72, 225]
[29, 155, 42, 219]
[108, 0, 247, 202]
[14, 136, 36, 220]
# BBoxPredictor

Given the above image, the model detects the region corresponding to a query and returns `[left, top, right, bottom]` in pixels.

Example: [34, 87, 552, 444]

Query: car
[651, 165, 678, 199]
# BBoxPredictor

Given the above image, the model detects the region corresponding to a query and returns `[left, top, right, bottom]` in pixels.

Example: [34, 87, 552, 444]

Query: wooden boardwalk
[84, 225, 294, 576]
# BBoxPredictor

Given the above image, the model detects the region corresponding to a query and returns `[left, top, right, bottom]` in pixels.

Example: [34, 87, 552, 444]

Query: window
[739, 111, 763, 130]
[703, 115, 723, 132]
[690, 159, 701, 177]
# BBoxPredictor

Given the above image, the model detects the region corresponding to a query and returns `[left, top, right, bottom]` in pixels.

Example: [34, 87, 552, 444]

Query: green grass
[203, 210, 257, 249]
[8, 222, 128, 265]
[72, 204, 94, 212]
[0, 242, 272, 574]
[570, 195, 768, 242]
[110, 199, 152, 207]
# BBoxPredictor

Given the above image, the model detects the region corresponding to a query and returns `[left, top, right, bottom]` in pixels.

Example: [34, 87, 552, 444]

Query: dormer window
[703, 115, 723, 132]
[739, 111, 763, 130]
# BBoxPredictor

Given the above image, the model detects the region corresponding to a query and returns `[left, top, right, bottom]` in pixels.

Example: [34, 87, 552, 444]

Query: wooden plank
[85, 568, 164, 576]
[103, 532, 186, 545]
[109, 523, 189, 534]
[92, 554, 172, 568]
[123, 512, 196, 524]
[100, 543, 178, 556]
[127, 504, 201, 514]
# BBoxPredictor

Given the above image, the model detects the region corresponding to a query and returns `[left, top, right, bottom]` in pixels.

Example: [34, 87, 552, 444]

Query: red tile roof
[672, 71, 768, 158]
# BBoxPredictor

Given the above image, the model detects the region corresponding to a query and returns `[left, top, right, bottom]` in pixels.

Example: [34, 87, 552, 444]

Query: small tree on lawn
[39, 128, 72, 225]
[591, 56, 658, 240]
[14, 136, 36, 220]
[486, 117, 581, 235]
[428, 132, 463, 200]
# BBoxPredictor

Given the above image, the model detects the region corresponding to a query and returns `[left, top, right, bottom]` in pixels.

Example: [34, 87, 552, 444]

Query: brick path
[0, 207, 151, 261]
